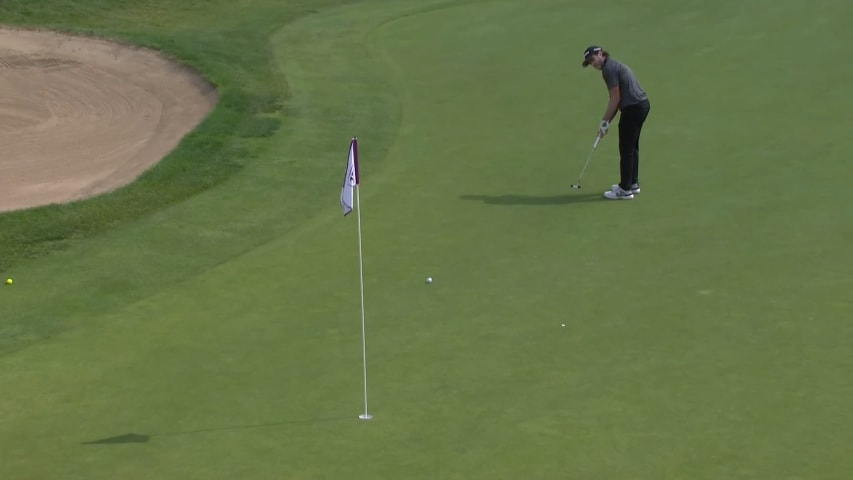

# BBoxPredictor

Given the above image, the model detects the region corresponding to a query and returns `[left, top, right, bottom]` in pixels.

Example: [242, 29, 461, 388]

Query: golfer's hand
[599, 120, 610, 136]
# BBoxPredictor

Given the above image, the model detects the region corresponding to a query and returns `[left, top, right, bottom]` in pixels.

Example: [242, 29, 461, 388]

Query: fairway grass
[2, 0, 852, 479]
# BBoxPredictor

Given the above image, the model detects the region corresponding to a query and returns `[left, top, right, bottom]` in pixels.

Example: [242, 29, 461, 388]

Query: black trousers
[617, 100, 650, 190]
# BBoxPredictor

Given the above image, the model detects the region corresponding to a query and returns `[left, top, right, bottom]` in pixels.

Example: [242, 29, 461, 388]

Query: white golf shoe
[603, 186, 634, 200]
[611, 183, 640, 194]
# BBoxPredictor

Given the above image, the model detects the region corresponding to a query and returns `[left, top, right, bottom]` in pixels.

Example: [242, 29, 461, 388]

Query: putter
[570, 134, 602, 189]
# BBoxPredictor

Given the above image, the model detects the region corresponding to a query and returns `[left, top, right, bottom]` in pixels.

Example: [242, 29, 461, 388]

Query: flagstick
[355, 185, 372, 421]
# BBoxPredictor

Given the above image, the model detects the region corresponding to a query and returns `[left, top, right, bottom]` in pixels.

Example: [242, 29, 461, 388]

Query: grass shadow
[82, 416, 353, 445]
[459, 192, 602, 206]
[83, 433, 151, 444]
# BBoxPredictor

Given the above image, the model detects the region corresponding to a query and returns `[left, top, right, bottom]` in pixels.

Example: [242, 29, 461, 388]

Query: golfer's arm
[603, 86, 620, 122]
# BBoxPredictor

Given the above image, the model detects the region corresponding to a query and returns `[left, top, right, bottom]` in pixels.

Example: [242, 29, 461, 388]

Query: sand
[0, 28, 217, 212]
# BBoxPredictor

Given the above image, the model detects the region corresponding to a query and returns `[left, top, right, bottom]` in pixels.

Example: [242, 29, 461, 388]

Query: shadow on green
[459, 192, 603, 205]
[82, 416, 352, 445]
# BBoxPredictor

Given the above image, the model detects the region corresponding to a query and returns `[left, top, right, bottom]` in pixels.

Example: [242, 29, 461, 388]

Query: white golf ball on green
[425, 277, 432, 284]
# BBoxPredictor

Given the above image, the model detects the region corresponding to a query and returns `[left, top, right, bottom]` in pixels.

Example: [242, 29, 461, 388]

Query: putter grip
[593, 135, 601, 149]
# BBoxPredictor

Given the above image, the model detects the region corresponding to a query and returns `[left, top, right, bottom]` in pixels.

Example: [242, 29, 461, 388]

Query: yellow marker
[5, 278, 12, 285]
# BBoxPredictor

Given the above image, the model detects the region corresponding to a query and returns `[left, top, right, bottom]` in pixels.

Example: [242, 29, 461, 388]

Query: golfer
[582, 46, 650, 200]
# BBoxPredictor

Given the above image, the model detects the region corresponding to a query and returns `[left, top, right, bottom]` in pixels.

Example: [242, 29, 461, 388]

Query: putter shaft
[571, 134, 601, 188]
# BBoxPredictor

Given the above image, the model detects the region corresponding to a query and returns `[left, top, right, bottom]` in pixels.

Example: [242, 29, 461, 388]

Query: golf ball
[561, 323, 566, 327]
[426, 277, 433, 284]
[5, 278, 12, 285]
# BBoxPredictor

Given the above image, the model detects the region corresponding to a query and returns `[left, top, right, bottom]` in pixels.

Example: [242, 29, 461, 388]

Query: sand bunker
[0, 28, 217, 212]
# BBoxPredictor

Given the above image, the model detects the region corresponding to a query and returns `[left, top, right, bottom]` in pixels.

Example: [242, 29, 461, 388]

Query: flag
[338, 136, 371, 419]
[340, 137, 359, 216]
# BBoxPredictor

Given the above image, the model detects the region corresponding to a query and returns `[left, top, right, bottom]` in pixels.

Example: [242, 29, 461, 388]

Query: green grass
[2, 0, 853, 478]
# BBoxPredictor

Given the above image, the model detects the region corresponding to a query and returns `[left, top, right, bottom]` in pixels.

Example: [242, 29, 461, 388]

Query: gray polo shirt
[601, 58, 647, 109]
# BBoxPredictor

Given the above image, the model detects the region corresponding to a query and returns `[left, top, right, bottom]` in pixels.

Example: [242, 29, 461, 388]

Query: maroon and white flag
[340, 137, 359, 216]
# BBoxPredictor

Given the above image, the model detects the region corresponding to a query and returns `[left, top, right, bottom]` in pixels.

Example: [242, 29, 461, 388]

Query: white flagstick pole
[355, 184, 372, 421]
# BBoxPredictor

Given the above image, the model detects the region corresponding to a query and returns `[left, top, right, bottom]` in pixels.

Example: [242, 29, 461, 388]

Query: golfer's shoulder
[605, 58, 626, 72]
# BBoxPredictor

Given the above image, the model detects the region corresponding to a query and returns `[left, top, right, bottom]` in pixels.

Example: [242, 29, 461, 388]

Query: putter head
[570, 184, 581, 189]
